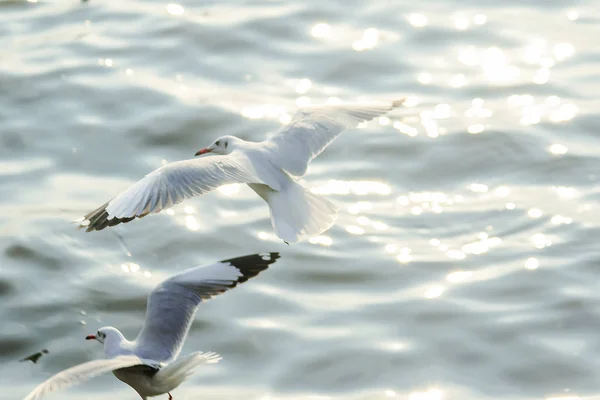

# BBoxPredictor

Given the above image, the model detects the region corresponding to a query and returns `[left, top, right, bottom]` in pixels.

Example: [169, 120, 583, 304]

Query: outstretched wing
[266, 99, 405, 176]
[23, 355, 145, 400]
[134, 253, 280, 363]
[80, 152, 280, 232]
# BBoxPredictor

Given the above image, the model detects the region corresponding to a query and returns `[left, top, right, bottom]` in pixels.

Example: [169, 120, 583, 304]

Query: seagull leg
[168, 393, 173, 400]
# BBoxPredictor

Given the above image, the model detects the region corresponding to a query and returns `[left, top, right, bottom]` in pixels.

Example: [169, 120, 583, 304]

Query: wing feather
[23, 355, 145, 400]
[134, 253, 280, 363]
[266, 99, 405, 176]
[80, 152, 275, 232]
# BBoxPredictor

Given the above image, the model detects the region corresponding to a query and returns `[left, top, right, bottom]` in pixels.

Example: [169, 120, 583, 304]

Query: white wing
[266, 99, 405, 176]
[81, 152, 280, 232]
[133, 253, 280, 363]
[23, 355, 145, 400]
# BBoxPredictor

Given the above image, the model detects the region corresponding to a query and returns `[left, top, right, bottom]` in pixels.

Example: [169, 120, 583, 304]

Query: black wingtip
[78, 201, 136, 232]
[220, 252, 280, 284]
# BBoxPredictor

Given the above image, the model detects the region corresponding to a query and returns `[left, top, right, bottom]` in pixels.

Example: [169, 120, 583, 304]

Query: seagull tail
[259, 179, 338, 243]
[153, 352, 221, 391]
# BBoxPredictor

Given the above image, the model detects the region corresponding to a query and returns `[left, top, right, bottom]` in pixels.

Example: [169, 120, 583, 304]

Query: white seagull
[79, 99, 405, 243]
[23, 252, 280, 400]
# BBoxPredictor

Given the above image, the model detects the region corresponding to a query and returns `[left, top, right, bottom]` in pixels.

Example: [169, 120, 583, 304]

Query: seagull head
[195, 136, 239, 156]
[86, 326, 122, 345]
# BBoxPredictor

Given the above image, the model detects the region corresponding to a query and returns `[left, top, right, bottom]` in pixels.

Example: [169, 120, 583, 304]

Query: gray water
[2, 0, 600, 399]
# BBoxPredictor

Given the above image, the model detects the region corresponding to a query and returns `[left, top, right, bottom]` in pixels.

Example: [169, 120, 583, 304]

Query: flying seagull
[23, 252, 280, 399]
[79, 99, 405, 242]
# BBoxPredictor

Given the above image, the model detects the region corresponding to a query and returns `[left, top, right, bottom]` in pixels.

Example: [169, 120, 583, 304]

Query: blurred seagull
[79, 99, 405, 243]
[23, 252, 280, 400]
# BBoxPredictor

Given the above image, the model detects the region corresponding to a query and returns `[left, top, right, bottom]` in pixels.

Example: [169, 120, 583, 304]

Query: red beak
[194, 148, 211, 156]
[85, 334, 96, 340]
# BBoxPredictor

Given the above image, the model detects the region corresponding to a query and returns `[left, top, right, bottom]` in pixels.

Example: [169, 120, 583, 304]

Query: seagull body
[80, 99, 405, 242]
[23, 253, 280, 400]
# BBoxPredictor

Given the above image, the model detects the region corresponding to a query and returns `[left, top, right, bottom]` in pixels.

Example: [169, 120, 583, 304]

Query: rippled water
[2, 1, 600, 399]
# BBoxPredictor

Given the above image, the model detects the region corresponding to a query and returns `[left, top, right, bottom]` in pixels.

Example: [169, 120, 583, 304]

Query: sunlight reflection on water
[311, 180, 391, 196]
[409, 389, 444, 400]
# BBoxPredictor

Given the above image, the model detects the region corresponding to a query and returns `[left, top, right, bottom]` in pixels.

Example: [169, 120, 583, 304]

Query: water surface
[2, 1, 600, 399]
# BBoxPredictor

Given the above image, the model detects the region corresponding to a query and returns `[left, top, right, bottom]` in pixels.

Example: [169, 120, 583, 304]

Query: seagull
[23, 252, 280, 400]
[79, 99, 405, 243]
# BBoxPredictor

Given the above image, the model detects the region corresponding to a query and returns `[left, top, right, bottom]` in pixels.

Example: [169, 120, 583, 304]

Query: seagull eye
[215, 140, 220, 146]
